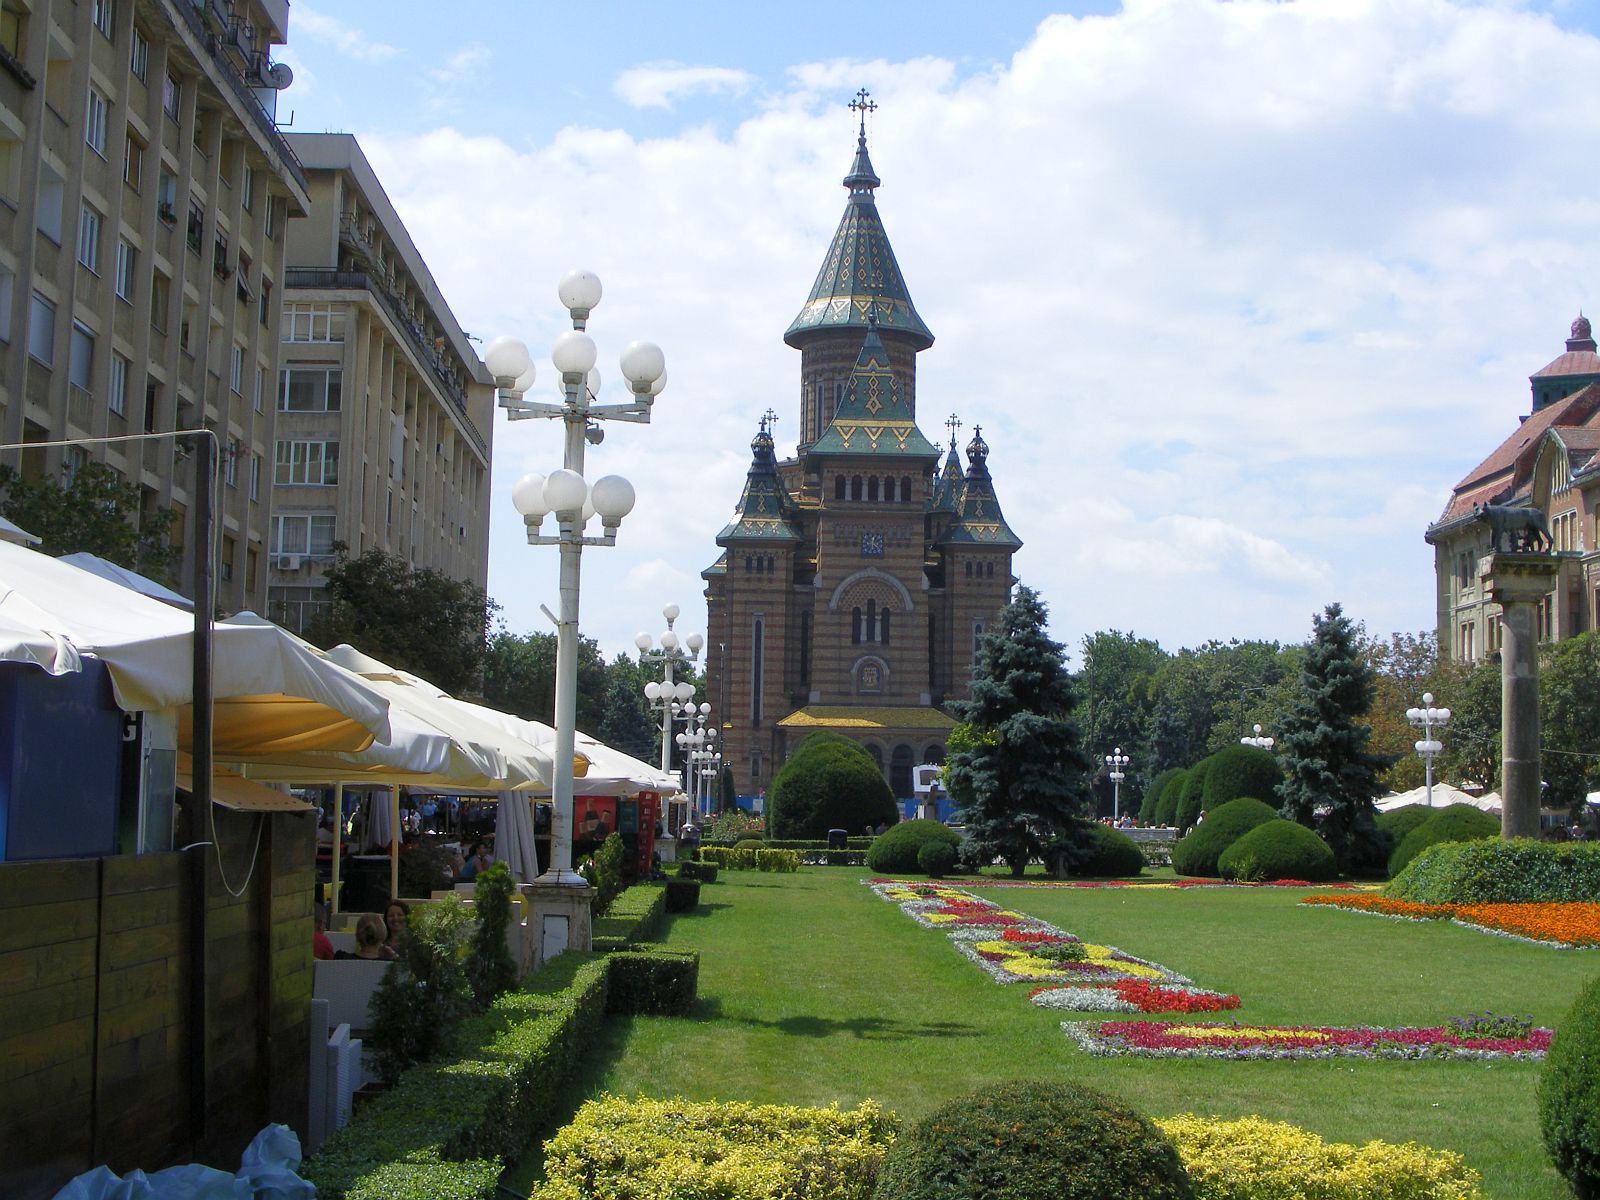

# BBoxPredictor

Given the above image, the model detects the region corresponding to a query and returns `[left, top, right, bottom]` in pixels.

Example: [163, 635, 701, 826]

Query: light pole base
[526, 876, 594, 970]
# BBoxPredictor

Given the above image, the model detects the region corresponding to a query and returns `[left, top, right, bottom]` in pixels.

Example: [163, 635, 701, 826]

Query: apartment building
[269, 132, 491, 635]
[0, 0, 308, 613]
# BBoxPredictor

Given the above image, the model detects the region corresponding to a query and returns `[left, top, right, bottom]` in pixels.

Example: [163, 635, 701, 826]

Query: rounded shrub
[875, 1079, 1193, 1200]
[1539, 974, 1600, 1198]
[1387, 838, 1600, 904]
[1387, 803, 1499, 878]
[917, 840, 958, 879]
[1143, 768, 1186, 824]
[1154, 768, 1189, 828]
[1376, 803, 1434, 847]
[1218, 819, 1336, 882]
[1171, 797, 1278, 878]
[767, 732, 897, 839]
[1175, 760, 1213, 834]
[732, 838, 766, 852]
[1201, 744, 1282, 812]
[866, 818, 962, 874]
[1078, 824, 1146, 878]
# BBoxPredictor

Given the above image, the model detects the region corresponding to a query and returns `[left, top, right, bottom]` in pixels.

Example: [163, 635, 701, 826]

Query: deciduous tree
[0, 462, 176, 584]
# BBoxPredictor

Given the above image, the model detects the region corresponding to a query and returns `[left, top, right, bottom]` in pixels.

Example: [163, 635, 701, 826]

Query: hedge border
[592, 882, 666, 952]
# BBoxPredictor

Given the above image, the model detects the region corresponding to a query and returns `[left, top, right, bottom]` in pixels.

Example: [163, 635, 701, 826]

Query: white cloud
[429, 45, 491, 90]
[292, 3, 399, 64]
[352, 1, 1600, 661]
[614, 63, 756, 108]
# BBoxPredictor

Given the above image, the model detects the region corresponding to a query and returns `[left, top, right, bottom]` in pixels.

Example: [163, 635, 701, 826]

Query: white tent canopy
[1376, 783, 1500, 813]
[58, 551, 194, 610]
[0, 515, 41, 546]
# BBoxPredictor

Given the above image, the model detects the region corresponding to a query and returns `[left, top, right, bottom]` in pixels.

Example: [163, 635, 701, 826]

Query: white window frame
[278, 366, 342, 412]
[108, 350, 129, 415]
[91, 0, 113, 38]
[275, 439, 339, 486]
[85, 85, 109, 156]
[272, 513, 337, 558]
[114, 236, 135, 300]
[162, 73, 180, 120]
[283, 303, 343, 343]
[28, 291, 55, 364]
[253, 366, 264, 412]
[68, 321, 95, 391]
[229, 343, 243, 393]
[77, 203, 101, 270]
[130, 25, 148, 80]
[249, 452, 261, 501]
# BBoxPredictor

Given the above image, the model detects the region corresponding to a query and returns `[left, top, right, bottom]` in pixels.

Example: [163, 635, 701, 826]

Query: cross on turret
[760, 408, 780, 435]
[849, 88, 877, 137]
[945, 413, 962, 451]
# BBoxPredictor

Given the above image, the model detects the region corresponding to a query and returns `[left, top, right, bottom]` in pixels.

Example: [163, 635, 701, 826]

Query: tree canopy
[0, 462, 176, 585]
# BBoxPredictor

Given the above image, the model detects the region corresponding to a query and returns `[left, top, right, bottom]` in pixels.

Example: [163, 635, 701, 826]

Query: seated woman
[382, 899, 408, 958]
[335, 912, 391, 961]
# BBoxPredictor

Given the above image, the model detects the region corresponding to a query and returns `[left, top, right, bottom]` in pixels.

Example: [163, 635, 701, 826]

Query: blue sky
[276, 0, 1600, 666]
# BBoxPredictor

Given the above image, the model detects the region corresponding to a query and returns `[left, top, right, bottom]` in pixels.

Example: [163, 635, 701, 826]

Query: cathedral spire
[808, 324, 940, 460]
[938, 425, 1021, 549]
[716, 417, 802, 545]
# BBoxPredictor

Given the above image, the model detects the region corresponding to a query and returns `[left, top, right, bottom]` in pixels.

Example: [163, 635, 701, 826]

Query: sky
[272, 0, 1600, 669]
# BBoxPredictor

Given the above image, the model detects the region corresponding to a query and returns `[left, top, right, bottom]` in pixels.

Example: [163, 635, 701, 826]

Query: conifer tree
[945, 585, 1093, 876]
[1274, 602, 1388, 868]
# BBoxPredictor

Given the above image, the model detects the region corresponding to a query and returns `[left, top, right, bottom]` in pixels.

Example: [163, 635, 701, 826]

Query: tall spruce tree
[945, 585, 1093, 876]
[1274, 602, 1388, 868]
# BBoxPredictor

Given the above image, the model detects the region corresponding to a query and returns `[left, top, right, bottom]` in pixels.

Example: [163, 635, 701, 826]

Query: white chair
[312, 958, 392, 1034]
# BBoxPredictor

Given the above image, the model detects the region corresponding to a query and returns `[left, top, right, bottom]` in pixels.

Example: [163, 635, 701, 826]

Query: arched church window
[880, 609, 891, 646]
[867, 598, 877, 641]
[835, 475, 846, 500]
[867, 476, 880, 502]
[745, 556, 752, 573]
[852, 607, 862, 644]
[901, 476, 912, 502]
[890, 744, 914, 800]
[866, 743, 884, 770]
[964, 562, 972, 578]
[987, 561, 994, 579]
[884, 477, 896, 502]
[851, 475, 863, 500]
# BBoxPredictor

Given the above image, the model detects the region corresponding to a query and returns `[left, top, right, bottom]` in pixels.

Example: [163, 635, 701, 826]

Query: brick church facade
[702, 120, 1021, 800]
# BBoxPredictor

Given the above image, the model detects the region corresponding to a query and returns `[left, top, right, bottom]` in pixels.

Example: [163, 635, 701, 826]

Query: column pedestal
[525, 878, 594, 971]
[1483, 551, 1560, 840]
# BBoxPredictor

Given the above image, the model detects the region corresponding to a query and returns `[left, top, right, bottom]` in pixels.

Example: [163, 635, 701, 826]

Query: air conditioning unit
[277, 554, 301, 571]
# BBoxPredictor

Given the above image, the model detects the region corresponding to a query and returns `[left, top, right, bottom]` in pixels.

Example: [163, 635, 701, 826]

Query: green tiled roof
[784, 134, 933, 350]
[928, 442, 963, 513]
[809, 324, 940, 459]
[717, 425, 804, 544]
[939, 427, 1022, 549]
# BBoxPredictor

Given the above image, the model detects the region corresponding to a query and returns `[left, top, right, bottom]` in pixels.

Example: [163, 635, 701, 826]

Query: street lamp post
[1406, 692, 1451, 808]
[1240, 724, 1275, 750]
[676, 705, 715, 815]
[637, 605, 702, 775]
[491, 271, 666, 905]
[1104, 747, 1129, 822]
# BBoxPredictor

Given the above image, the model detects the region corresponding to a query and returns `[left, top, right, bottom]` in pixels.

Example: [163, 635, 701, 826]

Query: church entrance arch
[890, 744, 915, 800]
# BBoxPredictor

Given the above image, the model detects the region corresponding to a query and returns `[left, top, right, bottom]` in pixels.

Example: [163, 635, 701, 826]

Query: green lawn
[529, 870, 1599, 1198]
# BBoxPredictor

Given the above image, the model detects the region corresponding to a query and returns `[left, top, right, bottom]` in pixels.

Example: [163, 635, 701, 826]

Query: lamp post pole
[1104, 747, 1129, 822]
[638, 607, 701, 776]
[490, 271, 666, 894]
[1406, 692, 1451, 808]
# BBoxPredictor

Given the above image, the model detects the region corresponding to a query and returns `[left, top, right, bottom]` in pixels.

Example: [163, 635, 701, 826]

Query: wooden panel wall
[0, 812, 315, 1199]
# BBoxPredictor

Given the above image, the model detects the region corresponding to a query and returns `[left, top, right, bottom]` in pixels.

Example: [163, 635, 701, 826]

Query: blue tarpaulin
[52, 1125, 315, 1200]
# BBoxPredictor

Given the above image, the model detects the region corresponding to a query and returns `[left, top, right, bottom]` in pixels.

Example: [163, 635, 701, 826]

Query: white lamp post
[675, 704, 715, 815]
[494, 270, 666, 892]
[1104, 747, 1129, 822]
[638, 606, 702, 775]
[1406, 692, 1452, 808]
[1240, 724, 1275, 750]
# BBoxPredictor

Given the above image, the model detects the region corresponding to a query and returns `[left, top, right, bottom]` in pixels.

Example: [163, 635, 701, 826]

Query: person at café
[312, 901, 334, 961]
[337, 913, 392, 961]
[461, 841, 495, 881]
[382, 898, 409, 957]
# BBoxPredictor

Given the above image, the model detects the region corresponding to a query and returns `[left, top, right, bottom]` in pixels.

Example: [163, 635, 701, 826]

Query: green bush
[1172, 797, 1279, 878]
[917, 840, 958, 878]
[578, 832, 626, 916]
[466, 861, 518, 1007]
[366, 895, 476, 1084]
[1143, 768, 1187, 825]
[1200, 745, 1281, 813]
[755, 848, 800, 872]
[306, 952, 611, 1199]
[664, 878, 701, 912]
[591, 883, 667, 952]
[605, 946, 699, 1016]
[1175, 761, 1213, 834]
[1079, 824, 1146, 878]
[1387, 838, 1600, 904]
[733, 837, 765, 851]
[677, 859, 719, 883]
[1539, 974, 1600, 1198]
[865, 818, 962, 874]
[1387, 803, 1499, 878]
[1376, 803, 1435, 847]
[768, 732, 898, 839]
[1218, 819, 1337, 882]
[1154, 768, 1189, 827]
[875, 1080, 1192, 1200]
[700, 845, 757, 870]
[536, 1096, 896, 1200]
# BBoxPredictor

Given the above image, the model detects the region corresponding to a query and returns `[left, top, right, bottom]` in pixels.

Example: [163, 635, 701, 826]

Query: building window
[0, 2, 24, 59]
[224, 440, 241, 488]
[64, 446, 88, 482]
[123, 130, 144, 188]
[130, 25, 148, 80]
[85, 86, 109, 156]
[800, 610, 811, 683]
[274, 439, 340, 486]
[279, 367, 342, 412]
[834, 475, 845, 500]
[851, 474, 862, 500]
[268, 586, 331, 636]
[264, 197, 276, 239]
[241, 164, 254, 212]
[162, 72, 180, 120]
[254, 366, 264, 412]
[108, 351, 129, 416]
[68, 321, 94, 392]
[220, 537, 235, 583]
[750, 616, 764, 725]
[901, 475, 912, 501]
[852, 606, 862, 644]
[972, 621, 985, 656]
[230, 345, 244, 393]
[273, 513, 337, 558]
[249, 452, 261, 501]
[156, 171, 176, 223]
[91, 0, 113, 38]
[115, 237, 136, 300]
[0, 263, 12, 342]
[284, 303, 345, 342]
[881, 608, 891, 646]
[36, 164, 64, 242]
[28, 291, 55, 364]
[149, 270, 169, 332]
[77, 203, 101, 270]
[186, 196, 203, 252]
[259, 280, 272, 327]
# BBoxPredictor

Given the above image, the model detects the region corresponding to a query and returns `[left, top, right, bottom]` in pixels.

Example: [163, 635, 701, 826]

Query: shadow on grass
[730, 1011, 981, 1040]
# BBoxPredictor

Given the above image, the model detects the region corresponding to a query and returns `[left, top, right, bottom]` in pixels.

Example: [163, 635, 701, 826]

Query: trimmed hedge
[664, 878, 701, 912]
[755, 848, 801, 872]
[1175, 762, 1212, 834]
[701, 845, 757, 870]
[1154, 769, 1190, 828]
[1387, 803, 1499, 878]
[1172, 798, 1279, 878]
[865, 819, 962, 874]
[1078, 824, 1146, 878]
[703, 837, 876, 852]
[876, 1080, 1192, 1200]
[918, 840, 958, 878]
[768, 732, 898, 838]
[1387, 838, 1600, 904]
[1200, 745, 1282, 814]
[1218, 819, 1336, 882]
[591, 883, 667, 953]
[1143, 768, 1186, 825]
[1376, 803, 1435, 848]
[677, 859, 719, 883]
[1539, 974, 1600, 1199]
[800, 848, 869, 866]
[605, 945, 700, 1016]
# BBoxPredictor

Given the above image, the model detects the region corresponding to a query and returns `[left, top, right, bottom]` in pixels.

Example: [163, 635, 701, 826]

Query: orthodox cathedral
[703, 102, 1021, 800]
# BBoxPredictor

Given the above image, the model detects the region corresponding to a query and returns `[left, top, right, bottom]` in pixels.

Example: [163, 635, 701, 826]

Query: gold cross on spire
[760, 408, 779, 435]
[945, 413, 962, 451]
[849, 88, 877, 137]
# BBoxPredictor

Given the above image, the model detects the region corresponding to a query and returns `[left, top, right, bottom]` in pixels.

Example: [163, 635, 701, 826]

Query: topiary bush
[1171, 797, 1278, 878]
[1377, 803, 1435, 848]
[1218, 818, 1337, 882]
[866, 818, 962, 874]
[663, 878, 700, 912]
[1387, 803, 1499, 878]
[466, 861, 518, 1008]
[1387, 838, 1600, 904]
[1200, 744, 1282, 813]
[1175, 760, 1213, 835]
[1154, 768, 1189, 828]
[874, 1079, 1193, 1200]
[677, 859, 719, 883]
[1539, 974, 1600, 1199]
[1079, 824, 1146, 877]
[767, 732, 898, 839]
[917, 840, 958, 878]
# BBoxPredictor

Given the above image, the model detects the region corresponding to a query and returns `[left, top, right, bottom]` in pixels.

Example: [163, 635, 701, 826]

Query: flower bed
[1302, 894, 1600, 948]
[1030, 978, 1240, 1014]
[870, 877, 1364, 891]
[1065, 1018, 1552, 1060]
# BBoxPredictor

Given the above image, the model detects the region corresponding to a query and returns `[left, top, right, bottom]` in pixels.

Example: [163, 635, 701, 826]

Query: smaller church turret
[1531, 313, 1600, 413]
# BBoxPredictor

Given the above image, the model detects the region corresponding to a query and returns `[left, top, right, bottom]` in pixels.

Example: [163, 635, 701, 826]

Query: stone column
[524, 880, 594, 972]
[1483, 552, 1560, 840]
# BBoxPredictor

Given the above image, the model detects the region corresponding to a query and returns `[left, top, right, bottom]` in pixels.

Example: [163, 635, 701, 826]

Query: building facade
[269, 132, 492, 634]
[0, 0, 308, 614]
[1428, 315, 1600, 662]
[703, 126, 1020, 798]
